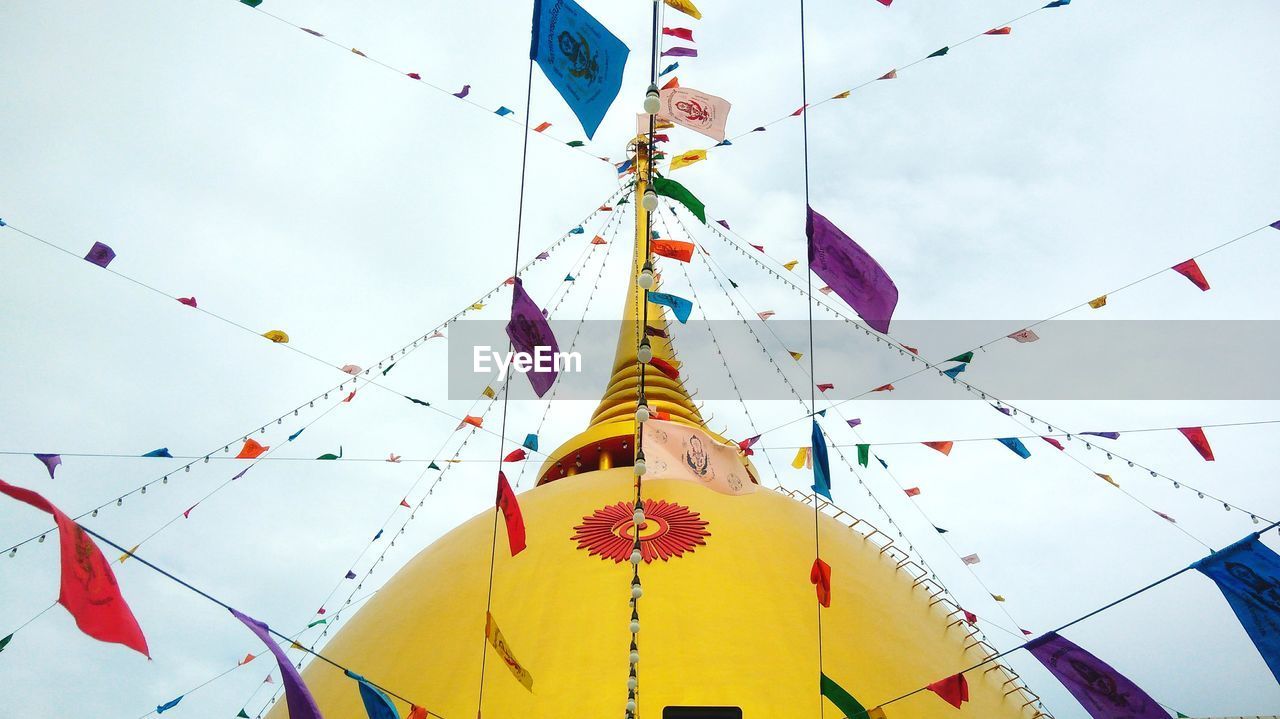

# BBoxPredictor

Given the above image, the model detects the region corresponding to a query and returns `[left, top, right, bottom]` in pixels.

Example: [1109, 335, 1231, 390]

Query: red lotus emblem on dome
[571, 499, 710, 563]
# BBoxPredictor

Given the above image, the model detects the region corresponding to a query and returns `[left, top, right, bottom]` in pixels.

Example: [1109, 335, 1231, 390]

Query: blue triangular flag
[569, 226, 585, 234]
[565, 274, 576, 281]
[143, 448, 173, 458]
[495, 106, 515, 116]
[811, 420, 832, 500]
[373, 529, 384, 541]
[531, 0, 629, 139]
[523, 433, 539, 451]
[997, 437, 1031, 459]
[876, 455, 888, 469]
[714, 139, 732, 147]
[942, 363, 967, 380]
[647, 291, 693, 323]
[288, 428, 305, 441]
[345, 670, 400, 719]
[157, 696, 183, 713]
[1044, 0, 1070, 6]
[616, 159, 634, 174]
[660, 62, 679, 76]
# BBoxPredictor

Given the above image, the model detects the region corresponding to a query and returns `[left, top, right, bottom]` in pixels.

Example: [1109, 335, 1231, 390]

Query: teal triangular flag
[928, 46, 950, 58]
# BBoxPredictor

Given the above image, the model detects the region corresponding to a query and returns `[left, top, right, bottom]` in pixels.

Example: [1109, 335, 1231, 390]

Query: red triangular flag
[652, 239, 695, 263]
[177, 297, 198, 307]
[400, 498, 411, 508]
[985, 26, 1012, 35]
[750, 243, 765, 252]
[408, 707, 429, 719]
[0, 479, 150, 657]
[1041, 436, 1064, 450]
[662, 27, 694, 41]
[343, 390, 356, 403]
[661, 76, 679, 91]
[872, 383, 895, 392]
[877, 69, 898, 80]
[235, 439, 268, 459]
[904, 487, 921, 497]
[923, 441, 953, 456]
[926, 673, 969, 709]
[496, 472, 526, 556]
[810, 558, 832, 607]
[503, 448, 528, 463]
[1177, 426, 1215, 461]
[406, 72, 421, 80]
[962, 610, 977, 625]
[649, 357, 680, 380]
[1171, 258, 1210, 291]
[791, 104, 808, 117]
[817, 382, 835, 392]
[183, 504, 197, 519]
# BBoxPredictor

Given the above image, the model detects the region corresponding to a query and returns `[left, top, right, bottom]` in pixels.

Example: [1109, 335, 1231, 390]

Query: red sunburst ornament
[571, 498, 710, 563]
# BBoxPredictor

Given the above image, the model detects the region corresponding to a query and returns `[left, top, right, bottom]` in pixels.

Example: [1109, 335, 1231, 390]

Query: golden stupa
[270, 147, 1045, 719]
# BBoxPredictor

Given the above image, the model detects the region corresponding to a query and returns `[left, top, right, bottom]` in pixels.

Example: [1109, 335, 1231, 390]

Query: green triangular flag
[857, 444, 869, 468]
[1176, 714, 1189, 718]
[429, 461, 441, 470]
[653, 177, 706, 223]
[382, 362, 396, 376]
[566, 140, 585, 147]
[239, 0, 263, 6]
[947, 351, 974, 363]
[0, 633, 12, 653]
[729, 279, 738, 288]
[928, 46, 950, 58]
[308, 618, 328, 628]
[820, 673, 868, 719]
[237, 710, 251, 719]
[317, 446, 343, 460]
[617, 196, 630, 204]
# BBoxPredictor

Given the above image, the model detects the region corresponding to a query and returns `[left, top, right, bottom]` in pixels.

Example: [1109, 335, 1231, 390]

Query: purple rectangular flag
[506, 278, 559, 397]
[230, 608, 323, 719]
[1025, 632, 1166, 719]
[807, 206, 898, 334]
[661, 47, 698, 58]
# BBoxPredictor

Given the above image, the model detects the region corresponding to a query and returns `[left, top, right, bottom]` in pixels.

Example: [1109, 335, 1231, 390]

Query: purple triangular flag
[661, 47, 698, 58]
[846, 418, 861, 428]
[507, 278, 559, 397]
[536, 251, 550, 260]
[453, 84, 471, 99]
[1081, 431, 1119, 440]
[1271, 220, 1280, 230]
[344, 570, 357, 580]
[230, 608, 322, 719]
[1026, 632, 1167, 719]
[84, 242, 116, 268]
[807, 206, 899, 334]
[34, 454, 61, 479]
[716, 220, 730, 230]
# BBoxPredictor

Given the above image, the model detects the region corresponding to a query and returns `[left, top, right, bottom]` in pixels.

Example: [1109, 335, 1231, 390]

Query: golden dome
[271, 470, 1040, 718]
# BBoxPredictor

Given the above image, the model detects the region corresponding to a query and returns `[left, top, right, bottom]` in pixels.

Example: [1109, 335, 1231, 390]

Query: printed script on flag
[642, 420, 756, 495]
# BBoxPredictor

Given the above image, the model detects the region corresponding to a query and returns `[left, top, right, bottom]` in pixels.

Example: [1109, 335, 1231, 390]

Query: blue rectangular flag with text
[531, 0, 629, 139]
[1195, 533, 1280, 682]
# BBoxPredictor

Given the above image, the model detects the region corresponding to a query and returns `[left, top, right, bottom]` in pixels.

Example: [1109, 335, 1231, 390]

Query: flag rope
[665, 203, 1040, 664]
[74, 525, 446, 717]
[230, 1, 617, 169]
[869, 521, 1280, 715]
[252, 201, 632, 715]
[685, 212, 1274, 523]
[0, 188, 624, 560]
[475, 51, 537, 718]
[652, 209, 785, 489]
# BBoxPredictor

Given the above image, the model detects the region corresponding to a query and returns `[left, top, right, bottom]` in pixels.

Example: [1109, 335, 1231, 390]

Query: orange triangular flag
[236, 439, 268, 459]
[459, 415, 483, 429]
[661, 76, 679, 90]
[533, 122, 552, 133]
[923, 441, 953, 456]
[238, 652, 255, 665]
[878, 69, 898, 80]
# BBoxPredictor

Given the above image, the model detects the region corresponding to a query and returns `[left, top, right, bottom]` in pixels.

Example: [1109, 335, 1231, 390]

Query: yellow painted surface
[271, 469, 1038, 718]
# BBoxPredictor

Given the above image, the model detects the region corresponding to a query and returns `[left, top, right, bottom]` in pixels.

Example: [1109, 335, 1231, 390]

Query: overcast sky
[1, 0, 1278, 717]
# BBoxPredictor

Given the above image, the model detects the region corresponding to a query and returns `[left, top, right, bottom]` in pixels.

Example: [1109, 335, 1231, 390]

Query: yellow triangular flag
[832, 90, 851, 99]
[783, 260, 799, 271]
[991, 594, 1006, 602]
[1096, 472, 1120, 487]
[482, 386, 496, 399]
[290, 641, 306, 651]
[670, 149, 707, 171]
[262, 330, 289, 343]
[471, 302, 485, 311]
[789, 351, 804, 361]
[868, 709, 888, 719]
[1088, 295, 1107, 309]
[664, 0, 702, 20]
[118, 544, 140, 563]
[791, 447, 811, 469]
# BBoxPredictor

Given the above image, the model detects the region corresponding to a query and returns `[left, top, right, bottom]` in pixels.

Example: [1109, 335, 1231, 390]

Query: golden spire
[536, 142, 721, 485]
